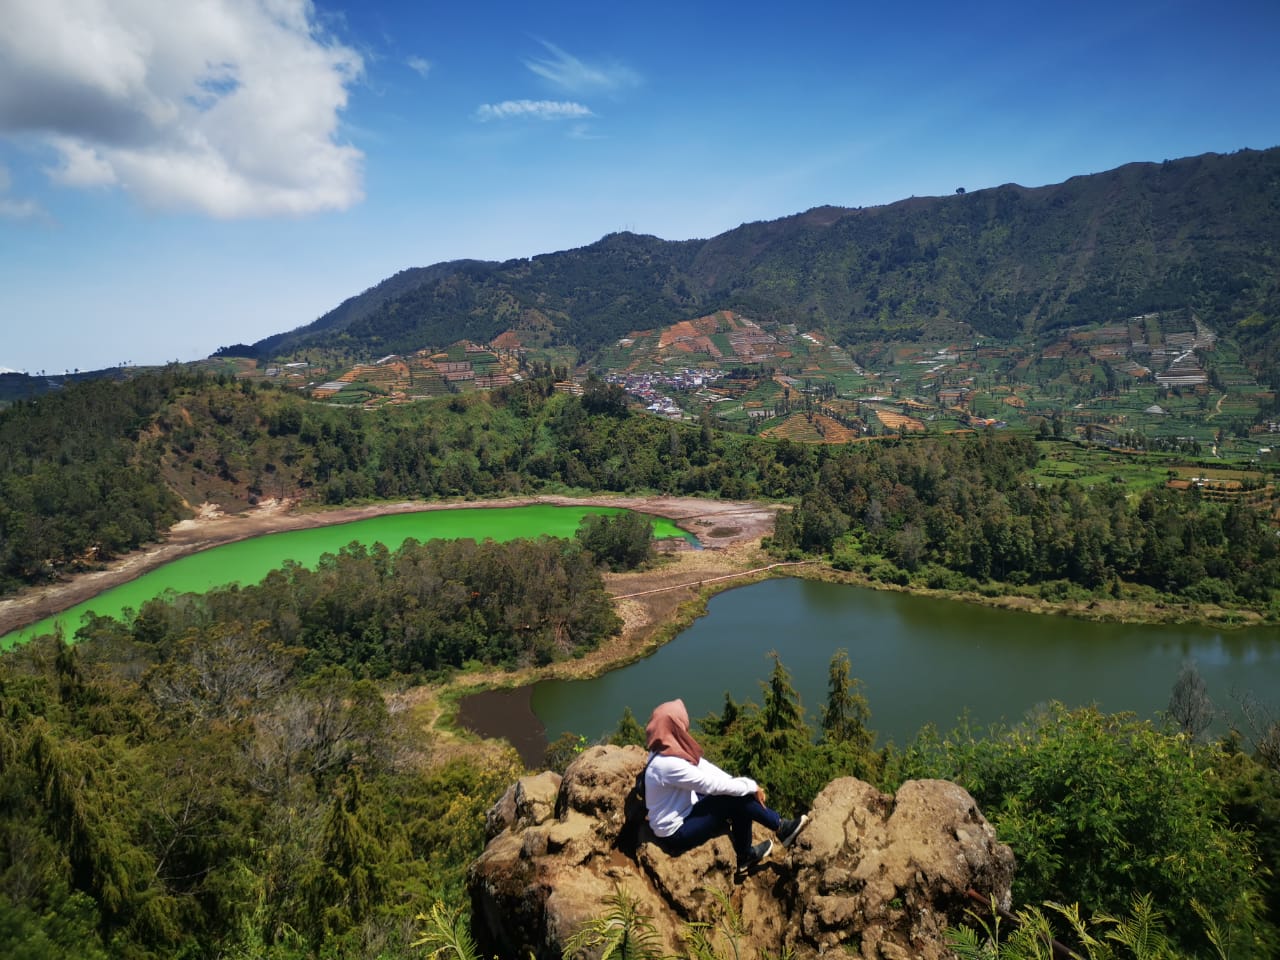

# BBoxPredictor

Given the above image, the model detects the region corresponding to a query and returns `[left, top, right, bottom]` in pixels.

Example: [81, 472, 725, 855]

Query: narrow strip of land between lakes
[612, 560, 815, 599]
[0, 495, 778, 638]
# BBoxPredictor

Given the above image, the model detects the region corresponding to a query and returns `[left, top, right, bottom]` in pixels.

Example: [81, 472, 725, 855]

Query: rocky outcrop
[469, 745, 1015, 959]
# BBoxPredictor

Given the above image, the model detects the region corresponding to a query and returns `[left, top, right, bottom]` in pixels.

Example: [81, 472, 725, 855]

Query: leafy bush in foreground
[890, 704, 1275, 955]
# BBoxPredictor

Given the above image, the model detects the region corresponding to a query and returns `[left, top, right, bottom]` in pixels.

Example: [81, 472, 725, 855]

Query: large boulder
[468, 745, 1015, 959]
[793, 777, 1015, 958]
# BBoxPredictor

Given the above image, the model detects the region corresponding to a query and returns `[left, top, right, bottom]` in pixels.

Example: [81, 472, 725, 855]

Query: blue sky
[2, 0, 1278, 374]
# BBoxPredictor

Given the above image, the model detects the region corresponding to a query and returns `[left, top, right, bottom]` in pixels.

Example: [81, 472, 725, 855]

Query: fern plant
[949, 894, 1205, 960]
[1079, 895, 1175, 959]
[414, 883, 1256, 960]
[1191, 889, 1271, 960]
[948, 899, 1062, 960]
[561, 885, 667, 960]
[683, 887, 747, 960]
[681, 886, 794, 960]
[412, 901, 482, 960]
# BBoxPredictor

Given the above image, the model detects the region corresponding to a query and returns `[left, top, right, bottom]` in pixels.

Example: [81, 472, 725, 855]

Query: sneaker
[734, 839, 773, 880]
[777, 814, 809, 848]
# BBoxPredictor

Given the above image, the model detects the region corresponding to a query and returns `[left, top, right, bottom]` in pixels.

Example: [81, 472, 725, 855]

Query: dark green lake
[2, 505, 688, 649]
[530, 577, 1280, 750]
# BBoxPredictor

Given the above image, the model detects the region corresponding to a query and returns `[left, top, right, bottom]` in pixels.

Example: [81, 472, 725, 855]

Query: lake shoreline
[443, 542, 1270, 765]
[4, 490, 1264, 642]
[525, 574, 1280, 762]
[0, 494, 777, 638]
[2, 490, 1268, 767]
[788, 562, 1271, 628]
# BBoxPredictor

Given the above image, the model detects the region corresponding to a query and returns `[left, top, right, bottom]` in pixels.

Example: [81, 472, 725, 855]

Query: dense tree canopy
[2, 369, 1276, 618]
[73, 535, 621, 677]
[769, 431, 1280, 607]
[0, 370, 190, 592]
[670, 656, 1279, 958]
[2, 362, 1278, 956]
[0, 526, 621, 957]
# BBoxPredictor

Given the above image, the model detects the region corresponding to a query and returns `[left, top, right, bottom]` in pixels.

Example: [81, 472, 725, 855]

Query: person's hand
[756, 786, 767, 805]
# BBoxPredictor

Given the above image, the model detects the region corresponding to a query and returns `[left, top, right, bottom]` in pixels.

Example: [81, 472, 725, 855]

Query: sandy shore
[0, 495, 779, 638]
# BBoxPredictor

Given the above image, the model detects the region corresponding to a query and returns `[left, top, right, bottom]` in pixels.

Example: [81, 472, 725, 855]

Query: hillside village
[220, 306, 1275, 469]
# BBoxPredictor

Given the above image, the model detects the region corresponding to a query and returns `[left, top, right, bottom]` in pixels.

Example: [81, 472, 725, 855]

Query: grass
[1032, 444, 1173, 482]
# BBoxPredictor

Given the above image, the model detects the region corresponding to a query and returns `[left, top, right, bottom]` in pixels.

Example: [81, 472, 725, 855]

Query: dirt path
[613, 559, 813, 600]
[0, 494, 779, 638]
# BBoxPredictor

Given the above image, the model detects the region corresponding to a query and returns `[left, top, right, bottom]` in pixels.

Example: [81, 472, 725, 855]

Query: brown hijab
[645, 698, 703, 765]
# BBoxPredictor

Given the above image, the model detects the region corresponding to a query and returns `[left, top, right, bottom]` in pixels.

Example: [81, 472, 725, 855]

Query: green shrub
[891, 705, 1273, 955]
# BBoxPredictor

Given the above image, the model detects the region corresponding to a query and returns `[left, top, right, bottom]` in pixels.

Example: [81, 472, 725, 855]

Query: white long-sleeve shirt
[644, 752, 759, 838]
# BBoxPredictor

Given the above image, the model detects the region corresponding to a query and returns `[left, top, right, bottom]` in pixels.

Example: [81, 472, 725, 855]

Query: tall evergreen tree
[761, 652, 804, 735]
[821, 649, 874, 752]
[303, 772, 387, 945]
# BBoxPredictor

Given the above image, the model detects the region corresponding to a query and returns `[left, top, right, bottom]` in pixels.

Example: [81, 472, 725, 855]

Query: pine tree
[27, 721, 155, 933]
[821, 649, 874, 752]
[610, 706, 646, 747]
[761, 653, 804, 735]
[303, 772, 387, 944]
[53, 634, 86, 709]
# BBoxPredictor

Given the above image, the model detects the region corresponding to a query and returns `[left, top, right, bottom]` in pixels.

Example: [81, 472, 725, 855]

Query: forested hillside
[6, 624, 1277, 958]
[0, 370, 188, 592]
[238, 259, 497, 359]
[2, 370, 1277, 617]
[0, 545, 588, 958]
[245, 148, 1280, 376]
[3, 370, 1279, 959]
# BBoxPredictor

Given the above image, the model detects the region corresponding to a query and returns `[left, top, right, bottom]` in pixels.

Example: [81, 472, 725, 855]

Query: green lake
[1, 505, 689, 649]
[527, 577, 1280, 754]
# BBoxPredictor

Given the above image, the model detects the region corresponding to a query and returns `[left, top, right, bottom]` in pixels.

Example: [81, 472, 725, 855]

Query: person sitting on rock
[644, 698, 807, 879]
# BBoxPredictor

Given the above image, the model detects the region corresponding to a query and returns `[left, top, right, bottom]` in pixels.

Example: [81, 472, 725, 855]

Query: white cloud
[524, 41, 641, 95]
[475, 99, 594, 122]
[0, 196, 45, 218]
[0, 163, 46, 220]
[406, 55, 432, 78]
[0, 0, 364, 218]
[46, 136, 118, 186]
[0, 195, 44, 220]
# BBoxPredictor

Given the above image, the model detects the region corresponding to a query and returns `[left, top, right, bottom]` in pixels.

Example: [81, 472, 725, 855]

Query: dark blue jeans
[660, 794, 781, 863]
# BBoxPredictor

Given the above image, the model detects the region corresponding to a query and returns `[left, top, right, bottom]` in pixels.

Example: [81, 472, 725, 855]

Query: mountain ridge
[230, 147, 1279, 375]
